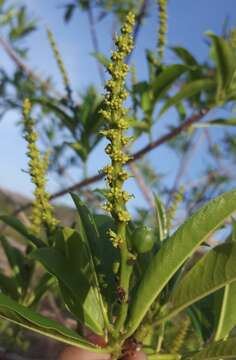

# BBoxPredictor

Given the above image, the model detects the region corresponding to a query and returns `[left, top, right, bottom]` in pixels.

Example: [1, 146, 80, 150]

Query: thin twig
[0, 36, 61, 98]
[129, 162, 155, 208]
[13, 109, 209, 215]
[167, 130, 206, 206]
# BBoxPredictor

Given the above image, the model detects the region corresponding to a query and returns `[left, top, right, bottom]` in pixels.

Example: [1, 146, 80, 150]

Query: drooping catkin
[157, 0, 168, 63]
[23, 99, 58, 234]
[99, 12, 135, 247]
[47, 28, 71, 97]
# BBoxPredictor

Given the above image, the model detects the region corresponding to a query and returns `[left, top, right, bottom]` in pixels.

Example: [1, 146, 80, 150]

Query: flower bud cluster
[99, 12, 135, 246]
[23, 99, 58, 234]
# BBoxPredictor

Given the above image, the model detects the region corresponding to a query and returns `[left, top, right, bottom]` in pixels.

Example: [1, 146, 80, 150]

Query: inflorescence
[47, 28, 71, 96]
[157, 0, 168, 63]
[23, 99, 58, 235]
[99, 12, 135, 247]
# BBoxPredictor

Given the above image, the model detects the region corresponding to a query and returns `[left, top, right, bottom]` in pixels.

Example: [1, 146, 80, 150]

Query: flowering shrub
[0, 4, 236, 360]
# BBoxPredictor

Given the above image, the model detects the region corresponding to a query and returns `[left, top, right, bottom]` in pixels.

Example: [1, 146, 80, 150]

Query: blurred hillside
[0, 188, 76, 242]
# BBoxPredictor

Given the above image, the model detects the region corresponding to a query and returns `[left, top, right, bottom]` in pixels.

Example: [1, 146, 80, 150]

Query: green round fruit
[131, 226, 155, 253]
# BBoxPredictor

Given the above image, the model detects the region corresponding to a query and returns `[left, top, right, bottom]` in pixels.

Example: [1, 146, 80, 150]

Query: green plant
[0, 7, 236, 360]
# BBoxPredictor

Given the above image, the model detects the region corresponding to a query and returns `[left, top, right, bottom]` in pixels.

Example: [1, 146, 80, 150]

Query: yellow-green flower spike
[23, 99, 58, 235]
[47, 28, 71, 96]
[157, 0, 168, 63]
[171, 317, 191, 353]
[100, 12, 135, 246]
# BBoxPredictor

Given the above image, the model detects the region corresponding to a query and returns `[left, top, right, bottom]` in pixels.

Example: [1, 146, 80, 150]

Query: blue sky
[0, 0, 236, 210]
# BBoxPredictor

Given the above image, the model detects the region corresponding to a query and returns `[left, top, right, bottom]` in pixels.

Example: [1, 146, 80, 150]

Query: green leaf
[193, 118, 236, 128]
[31, 242, 105, 335]
[126, 188, 236, 336]
[66, 141, 88, 161]
[154, 195, 168, 242]
[71, 193, 119, 306]
[153, 64, 188, 102]
[0, 235, 34, 291]
[171, 47, 199, 67]
[92, 52, 110, 68]
[207, 32, 236, 94]
[161, 242, 236, 322]
[30, 97, 74, 133]
[141, 90, 152, 113]
[60, 226, 107, 327]
[0, 215, 45, 248]
[184, 336, 236, 359]
[214, 282, 236, 340]
[64, 4, 76, 22]
[0, 293, 102, 351]
[0, 271, 19, 299]
[0, 235, 22, 271]
[132, 81, 153, 114]
[214, 221, 236, 340]
[159, 79, 215, 116]
[70, 193, 100, 251]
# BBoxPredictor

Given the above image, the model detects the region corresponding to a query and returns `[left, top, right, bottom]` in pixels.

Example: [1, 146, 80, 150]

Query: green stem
[113, 223, 132, 338]
[214, 285, 229, 341]
[156, 322, 165, 352]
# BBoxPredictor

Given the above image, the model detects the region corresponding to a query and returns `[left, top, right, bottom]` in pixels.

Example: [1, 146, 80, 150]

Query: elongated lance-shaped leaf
[30, 97, 75, 133]
[154, 194, 168, 242]
[0, 293, 105, 352]
[184, 336, 236, 359]
[153, 64, 188, 102]
[0, 271, 19, 299]
[70, 194, 110, 326]
[0, 236, 23, 271]
[214, 221, 236, 340]
[214, 282, 236, 341]
[159, 79, 215, 116]
[0, 235, 30, 290]
[70, 193, 100, 255]
[207, 32, 236, 95]
[31, 244, 105, 336]
[71, 193, 119, 305]
[0, 236, 18, 269]
[171, 47, 199, 67]
[158, 242, 236, 323]
[92, 52, 110, 68]
[126, 188, 236, 337]
[0, 215, 44, 248]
